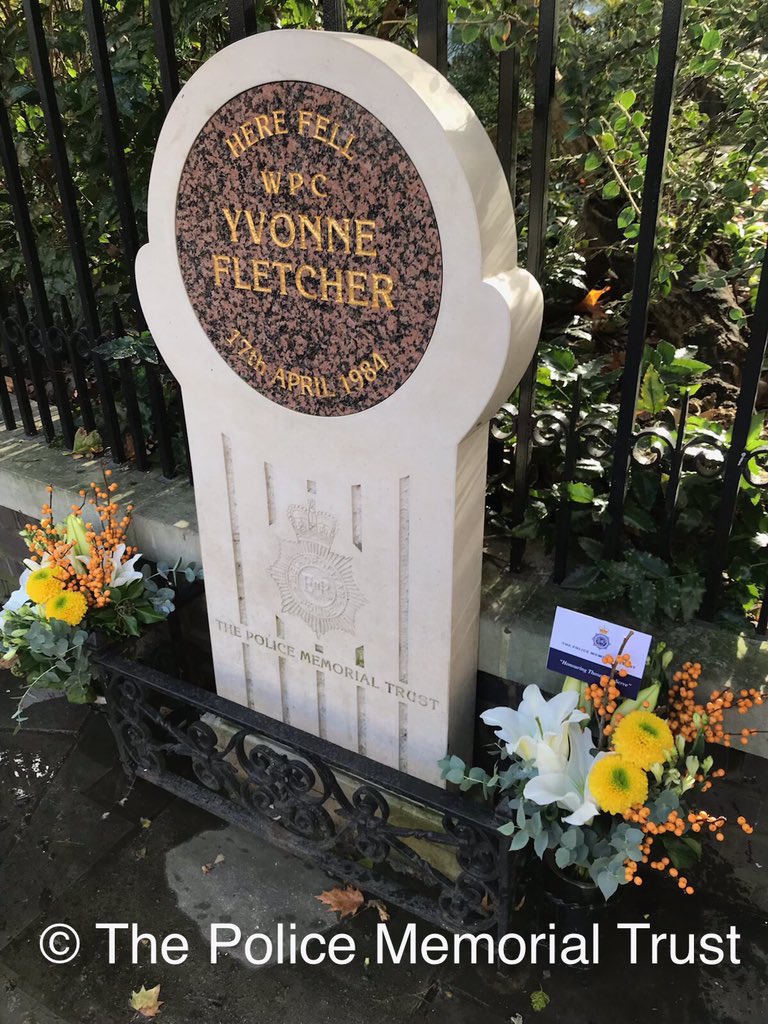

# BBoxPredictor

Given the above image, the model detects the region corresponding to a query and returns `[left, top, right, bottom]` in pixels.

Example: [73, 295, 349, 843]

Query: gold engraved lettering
[298, 215, 323, 252]
[355, 220, 377, 258]
[289, 172, 304, 195]
[244, 210, 267, 243]
[232, 257, 251, 291]
[241, 122, 256, 147]
[327, 218, 351, 254]
[212, 254, 231, 285]
[371, 273, 395, 310]
[346, 270, 369, 308]
[295, 265, 317, 300]
[300, 375, 313, 396]
[260, 170, 282, 195]
[338, 133, 356, 161]
[254, 113, 273, 139]
[319, 267, 345, 304]
[310, 174, 328, 198]
[270, 213, 296, 249]
[298, 110, 313, 136]
[272, 109, 288, 135]
[225, 130, 246, 157]
[251, 259, 272, 294]
[313, 114, 330, 141]
[272, 367, 287, 389]
[222, 208, 242, 243]
[272, 261, 293, 296]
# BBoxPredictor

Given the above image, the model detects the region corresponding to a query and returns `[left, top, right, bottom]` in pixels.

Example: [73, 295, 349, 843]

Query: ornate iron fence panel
[98, 651, 516, 936]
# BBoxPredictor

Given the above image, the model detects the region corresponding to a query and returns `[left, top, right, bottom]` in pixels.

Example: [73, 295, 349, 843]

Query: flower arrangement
[439, 641, 763, 900]
[0, 475, 194, 722]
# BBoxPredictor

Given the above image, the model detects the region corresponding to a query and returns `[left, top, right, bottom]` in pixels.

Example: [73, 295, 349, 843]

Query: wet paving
[0, 685, 765, 1024]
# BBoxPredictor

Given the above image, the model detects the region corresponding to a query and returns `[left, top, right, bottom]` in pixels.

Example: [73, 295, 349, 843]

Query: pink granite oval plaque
[175, 81, 443, 416]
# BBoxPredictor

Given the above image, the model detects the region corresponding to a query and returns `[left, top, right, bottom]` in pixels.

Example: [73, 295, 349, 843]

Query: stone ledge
[0, 431, 200, 566]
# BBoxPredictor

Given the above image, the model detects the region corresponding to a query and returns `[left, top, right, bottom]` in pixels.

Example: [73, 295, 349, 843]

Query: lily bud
[65, 513, 90, 572]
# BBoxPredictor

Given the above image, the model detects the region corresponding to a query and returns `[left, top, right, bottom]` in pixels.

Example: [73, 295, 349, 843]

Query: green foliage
[1, 605, 94, 718]
[530, 988, 550, 1013]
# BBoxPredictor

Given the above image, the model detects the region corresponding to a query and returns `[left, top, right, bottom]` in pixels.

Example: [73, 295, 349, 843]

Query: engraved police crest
[269, 500, 366, 636]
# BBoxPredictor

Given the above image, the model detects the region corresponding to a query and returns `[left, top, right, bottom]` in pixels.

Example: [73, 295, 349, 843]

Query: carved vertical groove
[315, 642, 327, 739]
[275, 614, 290, 724]
[264, 462, 276, 525]
[223, 433, 247, 627]
[356, 686, 367, 755]
[351, 483, 363, 551]
[398, 475, 410, 772]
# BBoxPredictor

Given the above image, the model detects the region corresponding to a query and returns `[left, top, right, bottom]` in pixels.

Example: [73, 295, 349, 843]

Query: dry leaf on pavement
[129, 984, 163, 1018]
[315, 885, 365, 918]
[366, 899, 390, 922]
[201, 852, 226, 874]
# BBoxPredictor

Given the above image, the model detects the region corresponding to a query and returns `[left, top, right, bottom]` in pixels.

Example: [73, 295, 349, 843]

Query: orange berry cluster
[24, 474, 136, 610]
[581, 652, 636, 735]
[623, 807, 697, 894]
[667, 662, 763, 746]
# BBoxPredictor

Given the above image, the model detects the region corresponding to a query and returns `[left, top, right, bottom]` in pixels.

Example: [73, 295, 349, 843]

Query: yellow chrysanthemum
[26, 567, 64, 604]
[45, 590, 87, 627]
[589, 754, 648, 815]
[613, 710, 674, 769]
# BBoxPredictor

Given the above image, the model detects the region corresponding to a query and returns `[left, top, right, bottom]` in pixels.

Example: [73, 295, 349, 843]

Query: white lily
[0, 568, 33, 624]
[523, 724, 607, 826]
[108, 543, 143, 588]
[481, 685, 589, 762]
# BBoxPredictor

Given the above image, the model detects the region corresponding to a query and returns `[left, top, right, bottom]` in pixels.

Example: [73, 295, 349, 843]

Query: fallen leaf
[366, 899, 389, 922]
[135, 847, 147, 861]
[72, 427, 103, 456]
[575, 284, 610, 318]
[481, 893, 495, 912]
[202, 852, 225, 874]
[129, 984, 163, 1018]
[315, 885, 365, 919]
[139, 818, 152, 830]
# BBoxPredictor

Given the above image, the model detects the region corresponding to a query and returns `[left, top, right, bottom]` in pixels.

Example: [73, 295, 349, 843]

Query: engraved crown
[288, 503, 337, 546]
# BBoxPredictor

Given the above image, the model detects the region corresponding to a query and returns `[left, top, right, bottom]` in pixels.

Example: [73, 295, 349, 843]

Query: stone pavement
[0, 685, 765, 1024]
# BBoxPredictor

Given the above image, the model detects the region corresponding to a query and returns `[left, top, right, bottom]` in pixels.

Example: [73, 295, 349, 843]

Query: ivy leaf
[638, 364, 669, 415]
[568, 482, 595, 504]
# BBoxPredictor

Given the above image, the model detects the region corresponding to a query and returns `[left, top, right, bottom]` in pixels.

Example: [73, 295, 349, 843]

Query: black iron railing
[98, 650, 515, 935]
[1, 0, 767, 631]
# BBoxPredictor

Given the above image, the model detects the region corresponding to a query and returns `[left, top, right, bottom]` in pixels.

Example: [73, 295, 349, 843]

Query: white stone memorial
[137, 30, 542, 784]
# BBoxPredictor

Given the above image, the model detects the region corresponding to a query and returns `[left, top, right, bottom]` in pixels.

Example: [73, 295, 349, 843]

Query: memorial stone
[137, 30, 543, 784]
